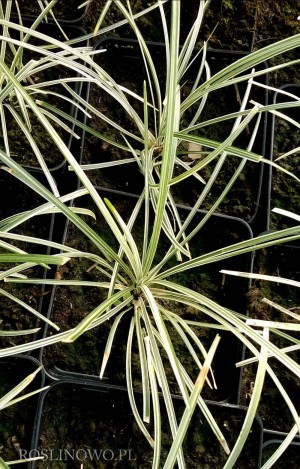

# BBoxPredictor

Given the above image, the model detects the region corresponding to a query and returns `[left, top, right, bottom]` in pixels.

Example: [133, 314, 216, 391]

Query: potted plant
[39, 186, 253, 404]
[80, 37, 269, 225]
[0, 1, 299, 467]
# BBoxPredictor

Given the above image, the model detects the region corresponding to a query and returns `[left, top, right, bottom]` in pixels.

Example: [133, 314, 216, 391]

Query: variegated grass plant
[0, 1, 299, 468]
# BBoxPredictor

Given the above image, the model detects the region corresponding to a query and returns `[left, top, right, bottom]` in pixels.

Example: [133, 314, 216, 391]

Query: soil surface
[261, 440, 300, 468]
[32, 382, 262, 469]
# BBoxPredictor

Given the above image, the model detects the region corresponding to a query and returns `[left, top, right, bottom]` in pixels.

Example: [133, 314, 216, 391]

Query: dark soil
[3, 109, 70, 171]
[31, 382, 262, 469]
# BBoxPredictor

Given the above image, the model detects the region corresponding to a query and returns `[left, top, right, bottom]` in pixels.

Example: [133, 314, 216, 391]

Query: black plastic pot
[267, 84, 300, 233]
[29, 380, 263, 469]
[81, 38, 268, 228]
[38, 185, 253, 404]
[0, 354, 45, 464]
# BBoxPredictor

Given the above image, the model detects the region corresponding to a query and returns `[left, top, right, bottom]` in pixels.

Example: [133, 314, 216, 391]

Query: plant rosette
[10, 25, 87, 174]
[40, 187, 253, 404]
[80, 38, 269, 226]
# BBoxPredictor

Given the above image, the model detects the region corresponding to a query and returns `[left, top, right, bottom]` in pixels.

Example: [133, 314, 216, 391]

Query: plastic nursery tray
[0, 22, 88, 175]
[81, 37, 268, 228]
[38, 185, 253, 404]
[0, 354, 45, 464]
[267, 84, 300, 232]
[29, 380, 263, 469]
